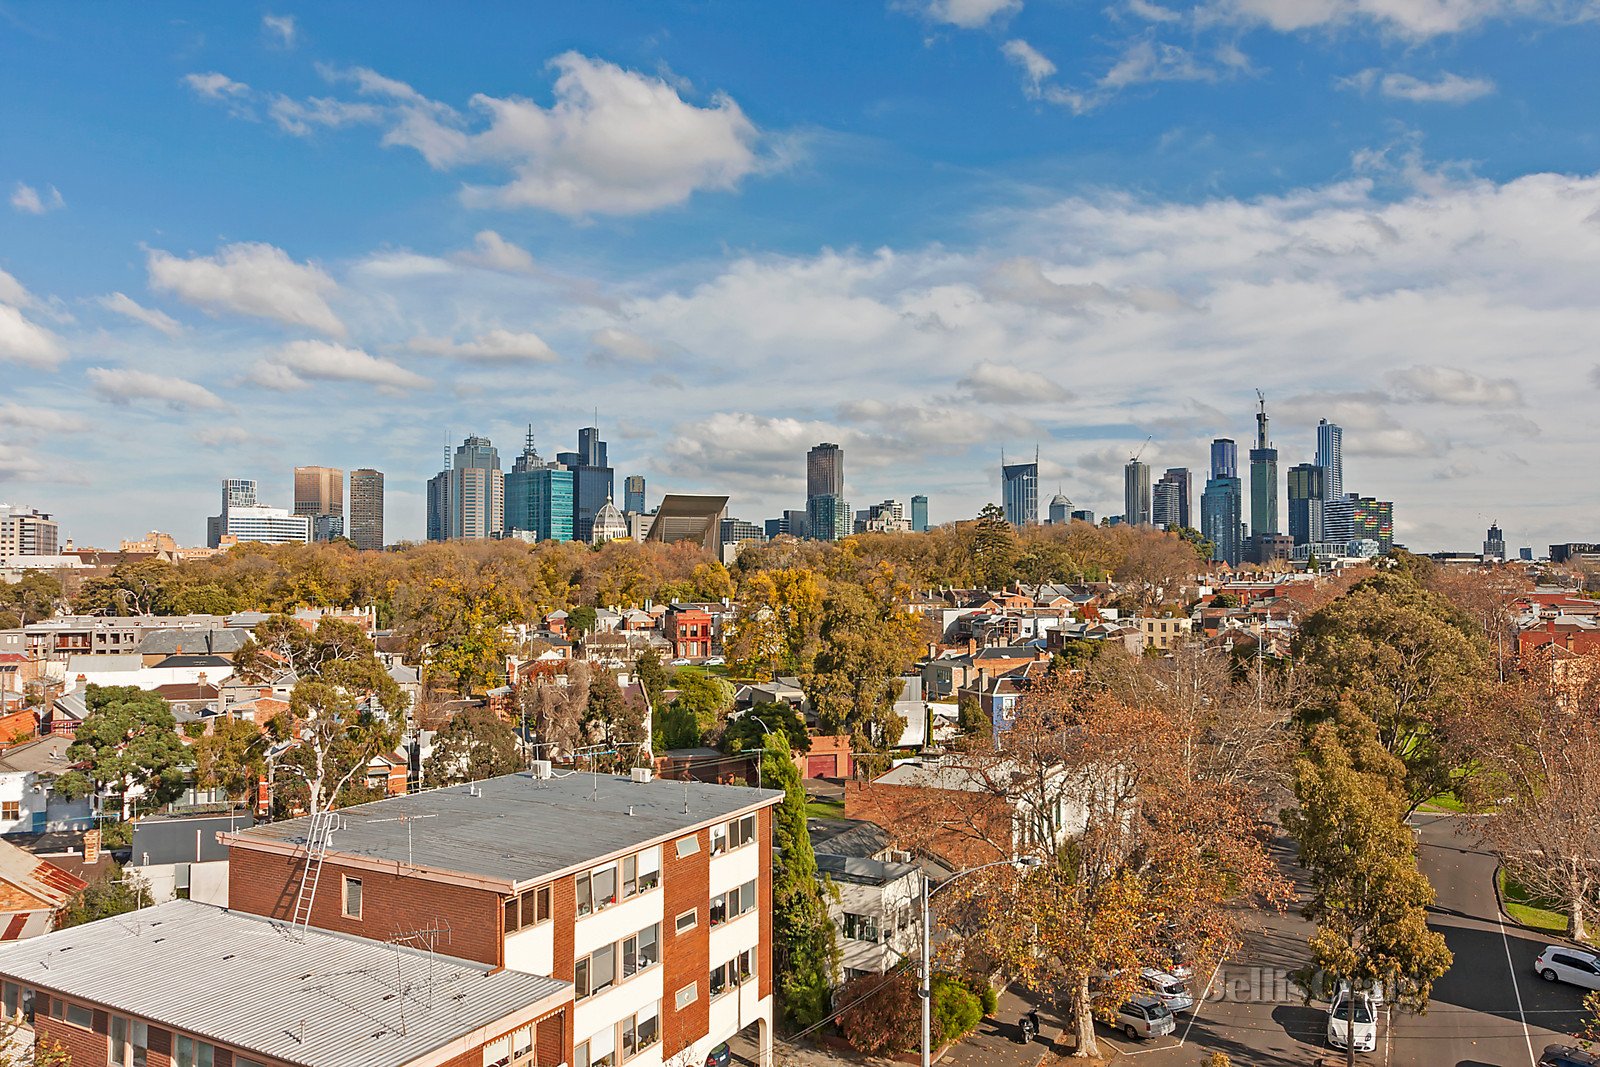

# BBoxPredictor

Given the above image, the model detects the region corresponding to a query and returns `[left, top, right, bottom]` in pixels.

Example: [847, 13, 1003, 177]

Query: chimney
[197, 672, 207, 686]
[259, 686, 271, 699]
[967, 638, 977, 657]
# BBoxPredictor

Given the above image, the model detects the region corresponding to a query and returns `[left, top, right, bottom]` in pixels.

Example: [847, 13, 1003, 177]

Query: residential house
[1136, 616, 1194, 651]
[127, 811, 252, 905]
[0, 735, 94, 835]
[0, 837, 85, 940]
[807, 818, 921, 981]
[665, 607, 713, 661]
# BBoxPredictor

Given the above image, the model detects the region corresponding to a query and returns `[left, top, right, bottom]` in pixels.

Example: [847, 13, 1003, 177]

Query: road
[1099, 813, 1592, 1065]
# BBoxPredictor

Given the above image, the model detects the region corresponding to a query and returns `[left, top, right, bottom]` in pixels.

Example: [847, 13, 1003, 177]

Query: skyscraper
[806, 443, 844, 501]
[1484, 523, 1506, 560]
[1200, 476, 1243, 567]
[293, 466, 344, 542]
[1210, 439, 1237, 480]
[1047, 492, 1072, 525]
[348, 469, 385, 550]
[209, 479, 309, 547]
[1316, 419, 1344, 501]
[1001, 455, 1038, 527]
[806, 493, 850, 542]
[1124, 459, 1152, 526]
[1153, 468, 1191, 530]
[624, 475, 646, 515]
[1286, 463, 1325, 546]
[428, 435, 504, 541]
[0, 505, 58, 556]
[504, 428, 575, 543]
[910, 495, 928, 532]
[1249, 394, 1279, 541]
[557, 425, 615, 542]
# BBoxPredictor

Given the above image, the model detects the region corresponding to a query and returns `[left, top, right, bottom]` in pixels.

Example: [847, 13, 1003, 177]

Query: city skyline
[2, 6, 1595, 551]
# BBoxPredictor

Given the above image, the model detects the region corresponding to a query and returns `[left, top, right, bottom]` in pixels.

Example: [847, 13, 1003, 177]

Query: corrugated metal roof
[0, 900, 569, 1067]
[233, 772, 783, 888]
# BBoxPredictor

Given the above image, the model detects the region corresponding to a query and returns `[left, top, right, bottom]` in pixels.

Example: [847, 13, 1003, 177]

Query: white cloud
[252, 339, 428, 391]
[0, 403, 87, 435]
[262, 13, 297, 46]
[1387, 364, 1521, 405]
[452, 230, 537, 273]
[268, 96, 383, 135]
[147, 242, 345, 336]
[1126, 0, 1183, 21]
[184, 71, 251, 100]
[1002, 36, 1249, 112]
[1001, 40, 1057, 99]
[911, 0, 1023, 28]
[409, 329, 558, 363]
[97, 292, 183, 337]
[1340, 67, 1495, 102]
[0, 444, 48, 482]
[1206, 0, 1587, 39]
[0, 269, 35, 309]
[958, 361, 1069, 403]
[10, 183, 64, 215]
[86, 367, 225, 410]
[0, 305, 67, 368]
[589, 327, 665, 363]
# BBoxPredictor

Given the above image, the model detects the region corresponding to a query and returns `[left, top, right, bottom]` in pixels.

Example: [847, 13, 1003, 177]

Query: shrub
[932, 974, 983, 1043]
[972, 978, 999, 1017]
[838, 972, 920, 1055]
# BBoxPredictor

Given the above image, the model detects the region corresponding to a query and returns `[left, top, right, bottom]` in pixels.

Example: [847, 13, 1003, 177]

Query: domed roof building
[591, 498, 629, 544]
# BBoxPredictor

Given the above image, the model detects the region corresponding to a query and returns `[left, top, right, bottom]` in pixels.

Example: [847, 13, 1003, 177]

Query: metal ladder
[289, 810, 340, 937]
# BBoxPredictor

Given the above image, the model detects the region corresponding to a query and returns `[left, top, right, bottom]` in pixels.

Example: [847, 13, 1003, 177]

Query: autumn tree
[519, 660, 590, 758]
[1282, 719, 1452, 1067]
[1111, 526, 1205, 614]
[426, 707, 523, 786]
[803, 582, 921, 745]
[724, 567, 824, 680]
[837, 971, 921, 1054]
[582, 670, 649, 763]
[54, 685, 188, 819]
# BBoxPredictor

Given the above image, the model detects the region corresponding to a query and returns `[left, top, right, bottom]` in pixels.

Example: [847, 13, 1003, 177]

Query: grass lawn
[1499, 868, 1570, 935]
[1420, 791, 1467, 813]
[805, 798, 845, 819]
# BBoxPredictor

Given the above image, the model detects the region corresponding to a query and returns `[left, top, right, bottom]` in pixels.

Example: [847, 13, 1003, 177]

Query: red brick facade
[758, 807, 774, 1000]
[227, 845, 505, 967]
[661, 825, 710, 1058]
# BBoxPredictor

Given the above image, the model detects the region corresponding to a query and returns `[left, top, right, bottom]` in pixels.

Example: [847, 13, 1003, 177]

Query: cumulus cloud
[909, 0, 1022, 27]
[98, 292, 183, 337]
[589, 327, 665, 364]
[10, 183, 64, 215]
[958, 361, 1069, 403]
[0, 403, 87, 435]
[147, 242, 345, 336]
[86, 367, 225, 410]
[452, 230, 537, 273]
[251, 339, 428, 391]
[409, 329, 558, 363]
[1388, 365, 1521, 406]
[0, 305, 67, 368]
[1340, 68, 1495, 103]
[984, 257, 1189, 313]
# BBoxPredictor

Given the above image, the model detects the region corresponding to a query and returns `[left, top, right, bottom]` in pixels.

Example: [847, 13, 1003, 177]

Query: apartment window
[506, 884, 552, 934]
[175, 1036, 216, 1067]
[623, 923, 660, 977]
[728, 814, 757, 849]
[619, 1003, 660, 1061]
[674, 983, 698, 1011]
[622, 854, 637, 898]
[342, 876, 363, 919]
[637, 851, 660, 892]
[1, 982, 17, 1020]
[576, 1041, 590, 1067]
[577, 865, 619, 916]
[709, 822, 728, 855]
[842, 913, 880, 943]
[675, 908, 697, 934]
[0, 802, 17, 821]
[710, 880, 757, 927]
[111, 1016, 150, 1067]
[577, 941, 618, 1001]
[675, 835, 699, 859]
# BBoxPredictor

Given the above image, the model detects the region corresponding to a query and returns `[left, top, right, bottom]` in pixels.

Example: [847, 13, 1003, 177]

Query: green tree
[656, 672, 734, 751]
[54, 686, 188, 819]
[425, 707, 523, 786]
[583, 670, 649, 760]
[56, 861, 153, 928]
[722, 701, 810, 755]
[190, 715, 270, 803]
[971, 504, 1017, 589]
[762, 732, 839, 1026]
[634, 649, 674, 709]
[567, 605, 598, 634]
[803, 583, 919, 744]
[276, 679, 401, 816]
[956, 693, 991, 739]
[1282, 720, 1452, 1067]
[0, 569, 62, 627]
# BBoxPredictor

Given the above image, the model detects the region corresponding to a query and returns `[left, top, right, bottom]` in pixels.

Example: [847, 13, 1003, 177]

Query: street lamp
[920, 855, 1043, 1067]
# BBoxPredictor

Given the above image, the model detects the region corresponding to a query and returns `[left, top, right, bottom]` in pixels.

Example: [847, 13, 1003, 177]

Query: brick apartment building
[0, 770, 782, 1067]
[664, 608, 713, 661]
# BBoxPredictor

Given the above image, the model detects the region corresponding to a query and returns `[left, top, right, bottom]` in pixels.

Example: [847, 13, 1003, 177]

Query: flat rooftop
[0, 899, 569, 1067]
[231, 772, 782, 889]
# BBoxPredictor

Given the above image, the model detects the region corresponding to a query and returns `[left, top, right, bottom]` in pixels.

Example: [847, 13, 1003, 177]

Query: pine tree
[762, 733, 839, 1026]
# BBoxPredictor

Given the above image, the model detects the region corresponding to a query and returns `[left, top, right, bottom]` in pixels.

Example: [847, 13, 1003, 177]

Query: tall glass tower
[1001, 457, 1038, 527]
[1249, 395, 1279, 538]
[1316, 419, 1344, 501]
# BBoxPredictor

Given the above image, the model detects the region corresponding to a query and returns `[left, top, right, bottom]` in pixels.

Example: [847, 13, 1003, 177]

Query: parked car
[1336, 978, 1388, 1006]
[704, 656, 725, 666]
[1536, 946, 1600, 990]
[1326, 992, 1377, 1053]
[1141, 968, 1194, 1013]
[705, 1043, 731, 1067]
[1112, 996, 1176, 1041]
[669, 658, 691, 667]
[1540, 1044, 1600, 1067]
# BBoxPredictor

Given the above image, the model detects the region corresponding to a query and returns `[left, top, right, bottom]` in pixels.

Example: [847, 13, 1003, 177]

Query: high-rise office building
[720, 518, 766, 544]
[1124, 460, 1152, 526]
[1351, 497, 1393, 552]
[1484, 523, 1506, 560]
[623, 475, 646, 515]
[293, 466, 344, 543]
[348, 469, 385, 551]
[1316, 419, 1344, 501]
[0, 505, 58, 556]
[209, 479, 309, 547]
[910, 495, 928, 533]
[223, 479, 258, 508]
[1210, 439, 1237, 481]
[1047, 492, 1072, 525]
[1153, 468, 1191, 530]
[806, 443, 844, 501]
[1286, 463, 1325, 546]
[504, 428, 575, 544]
[1249, 395, 1279, 541]
[1001, 456, 1038, 527]
[806, 493, 850, 542]
[1071, 509, 1095, 525]
[557, 426, 614, 542]
[1200, 476, 1243, 567]
[427, 435, 504, 541]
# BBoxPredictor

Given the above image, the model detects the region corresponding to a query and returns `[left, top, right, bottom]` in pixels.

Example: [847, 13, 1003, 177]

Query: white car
[703, 656, 725, 666]
[1327, 993, 1377, 1053]
[1113, 996, 1176, 1041]
[1536, 946, 1600, 990]
[1141, 968, 1194, 1013]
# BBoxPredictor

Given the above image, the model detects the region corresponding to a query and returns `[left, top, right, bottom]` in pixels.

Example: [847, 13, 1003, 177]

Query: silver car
[1114, 996, 1177, 1041]
[1141, 968, 1194, 1013]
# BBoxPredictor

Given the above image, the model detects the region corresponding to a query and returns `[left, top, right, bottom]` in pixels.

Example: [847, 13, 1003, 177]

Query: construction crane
[1130, 435, 1152, 464]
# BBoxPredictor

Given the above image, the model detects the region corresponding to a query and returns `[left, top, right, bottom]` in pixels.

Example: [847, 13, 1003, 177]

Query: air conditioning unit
[631, 767, 654, 785]
[530, 760, 553, 780]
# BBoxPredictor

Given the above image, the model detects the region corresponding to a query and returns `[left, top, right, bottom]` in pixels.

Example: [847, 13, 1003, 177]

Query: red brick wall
[661, 826, 710, 1057]
[758, 807, 773, 1000]
[228, 845, 504, 966]
[551, 873, 576, 981]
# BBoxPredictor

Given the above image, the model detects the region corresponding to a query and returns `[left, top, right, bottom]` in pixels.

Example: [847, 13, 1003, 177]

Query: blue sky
[2, 1, 1599, 550]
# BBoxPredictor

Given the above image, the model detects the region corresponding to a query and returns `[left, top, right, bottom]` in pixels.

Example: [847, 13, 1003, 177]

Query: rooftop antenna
[524, 423, 537, 458]
[365, 812, 438, 869]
